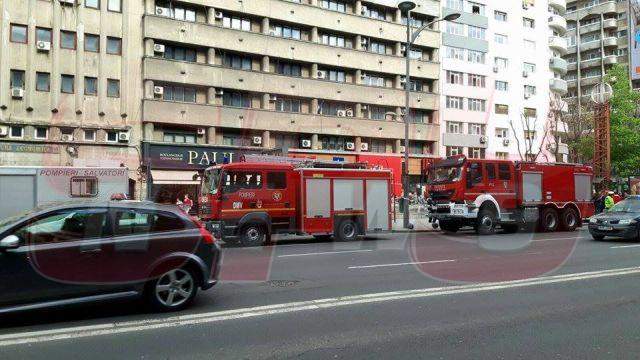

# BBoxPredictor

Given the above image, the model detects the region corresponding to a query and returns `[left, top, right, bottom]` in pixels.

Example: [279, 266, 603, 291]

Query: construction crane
[591, 82, 613, 186]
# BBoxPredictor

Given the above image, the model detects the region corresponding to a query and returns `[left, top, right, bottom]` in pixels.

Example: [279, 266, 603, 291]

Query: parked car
[589, 196, 640, 241]
[0, 201, 220, 314]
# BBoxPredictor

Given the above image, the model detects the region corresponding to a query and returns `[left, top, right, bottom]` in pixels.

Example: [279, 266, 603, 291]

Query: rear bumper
[588, 224, 638, 239]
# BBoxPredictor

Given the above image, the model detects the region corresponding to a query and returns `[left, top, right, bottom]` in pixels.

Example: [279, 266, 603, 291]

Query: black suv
[0, 201, 220, 313]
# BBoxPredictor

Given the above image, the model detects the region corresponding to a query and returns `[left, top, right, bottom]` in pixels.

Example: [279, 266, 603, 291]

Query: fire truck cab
[198, 156, 393, 246]
[426, 155, 594, 235]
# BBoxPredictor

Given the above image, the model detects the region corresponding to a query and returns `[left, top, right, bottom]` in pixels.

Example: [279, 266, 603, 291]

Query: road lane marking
[610, 244, 640, 249]
[2, 266, 640, 347]
[278, 250, 374, 258]
[347, 260, 456, 269]
[531, 236, 588, 242]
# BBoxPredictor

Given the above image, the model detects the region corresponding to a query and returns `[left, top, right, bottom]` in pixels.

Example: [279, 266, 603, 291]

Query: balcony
[581, 76, 601, 86]
[548, 14, 568, 35]
[144, 16, 439, 80]
[550, 78, 568, 95]
[603, 18, 618, 29]
[579, 40, 601, 52]
[603, 37, 618, 47]
[442, 133, 488, 149]
[143, 57, 438, 110]
[549, 36, 568, 55]
[603, 55, 618, 65]
[549, 0, 567, 15]
[142, 99, 440, 142]
[580, 58, 601, 69]
[566, 1, 617, 20]
[549, 57, 568, 75]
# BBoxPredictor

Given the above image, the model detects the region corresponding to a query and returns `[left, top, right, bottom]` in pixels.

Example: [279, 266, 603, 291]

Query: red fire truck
[198, 155, 393, 246]
[425, 155, 594, 235]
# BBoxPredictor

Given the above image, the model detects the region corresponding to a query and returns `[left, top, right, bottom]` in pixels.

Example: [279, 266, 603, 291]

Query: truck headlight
[589, 217, 598, 224]
[618, 219, 636, 225]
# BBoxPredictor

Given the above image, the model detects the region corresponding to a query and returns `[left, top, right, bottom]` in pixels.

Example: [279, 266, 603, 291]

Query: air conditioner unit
[523, 71, 529, 77]
[346, 142, 355, 151]
[36, 41, 51, 52]
[360, 142, 369, 152]
[336, 110, 347, 117]
[493, 66, 499, 73]
[400, 145, 406, 153]
[153, 44, 165, 54]
[524, 93, 531, 99]
[118, 132, 130, 142]
[252, 136, 262, 145]
[269, 95, 277, 102]
[503, 138, 510, 146]
[317, 70, 327, 79]
[360, 5, 367, 15]
[197, 128, 206, 136]
[0, 125, 8, 137]
[59, 0, 76, 5]
[61, 134, 74, 142]
[153, 86, 164, 97]
[345, 109, 354, 117]
[301, 139, 312, 148]
[10, 87, 24, 99]
[479, 136, 488, 144]
[360, 38, 369, 47]
[155, 7, 170, 16]
[361, 105, 368, 111]
[215, 11, 224, 19]
[400, 76, 407, 85]
[215, 89, 224, 96]
[360, 73, 367, 80]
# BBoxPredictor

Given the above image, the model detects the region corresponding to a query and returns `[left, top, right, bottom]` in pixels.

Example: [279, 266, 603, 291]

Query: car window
[498, 164, 511, 180]
[469, 163, 483, 186]
[114, 210, 185, 235]
[223, 171, 262, 193]
[14, 208, 109, 244]
[487, 164, 496, 180]
[267, 172, 287, 189]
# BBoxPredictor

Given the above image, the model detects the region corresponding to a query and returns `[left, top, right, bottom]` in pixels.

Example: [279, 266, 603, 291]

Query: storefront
[142, 142, 272, 211]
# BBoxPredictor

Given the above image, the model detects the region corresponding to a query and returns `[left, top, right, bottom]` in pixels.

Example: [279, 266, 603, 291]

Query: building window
[222, 53, 252, 70]
[468, 50, 485, 64]
[446, 70, 463, 85]
[61, 31, 76, 49]
[495, 57, 508, 69]
[107, 79, 120, 98]
[495, 104, 509, 114]
[370, 139, 387, 153]
[84, 129, 96, 142]
[369, 41, 387, 55]
[445, 46, 465, 60]
[270, 25, 301, 40]
[468, 123, 484, 135]
[469, 148, 484, 159]
[163, 85, 197, 103]
[85, 34, 100, 52]
[61, 75, 74, 93]
[447, 121, 462, 134]
[363, 74, 385, 87]
[9, 126, 24, 139]
[321, 34, 346, 47]
[319, 102, 348, 116]
[10, 70, 25, 89]
[495, 128, 509, 138]
[468, 26, 486, 40]
[106, 37, 122, 55]
[494, 33, 508, 44]
[523, 17, 535, 28]
[275, 98, 301, 113]
[36, 28, 52, 43]
[70, 177, 99, 197]
[495, 81, 508, 91]
[446, 0, 463, 11]
[523, 62, 536, 74]
[411, 110, 432, 124]
[85, 77, 97, 95]
[223, 16, 251, 31]
[35, 72, 50, 92]
[363, 6, 385, 20]
[524, 85, 536, 96]
[321, 0, 346, 12]
[446, 96, 464, 110]
[445, 21, 464, 36]
[320, 136, 348, 151]
[163, 132, 196, 144]
[524, 131, 536, 141]
[468, 1, 485, 15]
[34, 127, 48, 140]
[275, 62, 302, 77]
[222, 92, 251, 108]
[10, 24, 27, 43]
[325, 69, 345, 82]
[446, 146, 462, 156]
[468, 74, 486, 87]
[409, 79, 425, 92]
[494, 11, 507, 21]
[495, 152, 508, 160]
[107, 0, 121, 12]
[85, 0, 99, 9]
[523, 40, 536, 52]
[369, 106, 387, 120]
[222, 132, 252, 147]
[468, 98, 486, 112]
[106, 131, 118, 143]
[156, 1, 197, 21]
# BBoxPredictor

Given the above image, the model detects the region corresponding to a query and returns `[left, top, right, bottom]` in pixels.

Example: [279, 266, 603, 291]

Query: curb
[391, 229, 439, 233]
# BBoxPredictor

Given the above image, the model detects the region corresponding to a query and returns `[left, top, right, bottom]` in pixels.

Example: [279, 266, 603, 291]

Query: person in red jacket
[613, 192, 622, 204]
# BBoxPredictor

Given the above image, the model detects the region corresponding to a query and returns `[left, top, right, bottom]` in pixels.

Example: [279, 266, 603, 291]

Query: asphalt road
[2, 228, 640, 359]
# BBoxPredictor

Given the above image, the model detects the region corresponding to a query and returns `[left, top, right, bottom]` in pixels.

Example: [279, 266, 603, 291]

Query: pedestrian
[613, 192, 622, 204]
[605, 191, 615, 211]
[594, 190, 606, 214]
[182, 193, 194, 214]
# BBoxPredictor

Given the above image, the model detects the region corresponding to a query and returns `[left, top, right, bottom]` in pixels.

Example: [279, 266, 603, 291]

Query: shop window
[267, 172, 287, 189]
[70, 177, 99, 197]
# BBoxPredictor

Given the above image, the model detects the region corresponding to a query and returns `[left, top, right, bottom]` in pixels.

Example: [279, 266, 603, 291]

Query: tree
[509, 107, 550, 162]
[605, 64, 640, 177]
[553, 97, 595, 164]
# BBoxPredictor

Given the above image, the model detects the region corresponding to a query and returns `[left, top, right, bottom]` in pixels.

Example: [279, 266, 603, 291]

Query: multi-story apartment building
[0, 0, 143, 192]
[0, 0, 442, 200]
[440, 0, 569, 162]
[563, 0, 632, 112]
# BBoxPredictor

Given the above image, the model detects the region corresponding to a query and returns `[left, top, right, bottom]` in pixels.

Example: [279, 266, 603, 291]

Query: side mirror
[0, 235, 20, 251]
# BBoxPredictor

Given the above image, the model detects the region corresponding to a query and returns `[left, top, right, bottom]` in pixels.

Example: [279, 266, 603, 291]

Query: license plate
[598, 226, 613, 231]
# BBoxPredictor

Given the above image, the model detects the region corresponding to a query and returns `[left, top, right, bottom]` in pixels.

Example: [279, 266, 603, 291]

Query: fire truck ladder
[240, 154, 369, 169]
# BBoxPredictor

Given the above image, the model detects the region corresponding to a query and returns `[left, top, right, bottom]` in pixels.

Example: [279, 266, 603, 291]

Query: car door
[0, 208, 112, 307]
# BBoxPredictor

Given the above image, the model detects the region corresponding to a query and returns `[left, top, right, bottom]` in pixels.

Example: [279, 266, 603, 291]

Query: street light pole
[398, 1, 460, 229]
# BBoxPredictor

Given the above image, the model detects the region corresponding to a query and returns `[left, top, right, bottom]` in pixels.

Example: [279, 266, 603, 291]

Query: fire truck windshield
[427, 166, 463, 185]
[202, 169, 221, 195]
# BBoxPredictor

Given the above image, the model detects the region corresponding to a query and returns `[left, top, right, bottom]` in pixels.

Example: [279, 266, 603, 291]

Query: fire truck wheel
[439, 221, 460, 233]
[540, 208, 559, 232]
[559, 208, 579, 231]
[336, 220, 358, 242]
[477, 208, 497, 235]
[240, 224, 267, 247]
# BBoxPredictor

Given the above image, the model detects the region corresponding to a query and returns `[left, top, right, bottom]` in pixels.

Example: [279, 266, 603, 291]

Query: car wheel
[240, 224, 266, 247]
[336, 220, 358, 242]
[477, 208, 497, 236]
[559, 208, 579, 232]
[146, 268, 198, 312]
[592, 235, 605, 241]
[540, 208, 559, 232]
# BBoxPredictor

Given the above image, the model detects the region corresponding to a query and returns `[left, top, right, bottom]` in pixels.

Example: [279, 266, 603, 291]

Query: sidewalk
[391, 210, 438, 233]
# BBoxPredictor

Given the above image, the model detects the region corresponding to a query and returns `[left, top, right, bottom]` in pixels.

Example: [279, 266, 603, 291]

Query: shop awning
[151, 170, 199, 185]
